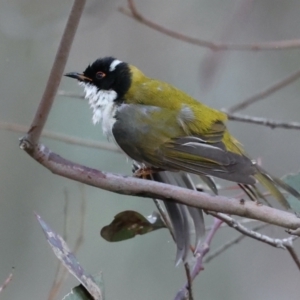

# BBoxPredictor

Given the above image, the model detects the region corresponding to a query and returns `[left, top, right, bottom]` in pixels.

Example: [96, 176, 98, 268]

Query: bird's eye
[96, 71, 105, 79]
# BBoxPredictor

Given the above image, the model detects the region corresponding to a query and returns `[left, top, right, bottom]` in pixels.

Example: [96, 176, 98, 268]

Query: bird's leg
[133, 166, 165, 178]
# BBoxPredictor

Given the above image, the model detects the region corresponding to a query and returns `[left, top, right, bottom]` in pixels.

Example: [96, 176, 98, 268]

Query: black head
[65, 56, 131, 100]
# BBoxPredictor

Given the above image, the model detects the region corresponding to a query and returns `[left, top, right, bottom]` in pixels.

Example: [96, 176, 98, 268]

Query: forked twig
[174, 218, 223, 300]
[204, 223, 268, 263]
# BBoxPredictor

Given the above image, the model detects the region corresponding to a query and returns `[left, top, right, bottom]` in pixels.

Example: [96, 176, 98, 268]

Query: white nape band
[109, 59, 122, 72]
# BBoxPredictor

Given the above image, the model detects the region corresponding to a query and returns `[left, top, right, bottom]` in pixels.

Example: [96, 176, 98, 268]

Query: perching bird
[65, 56, 300, 263]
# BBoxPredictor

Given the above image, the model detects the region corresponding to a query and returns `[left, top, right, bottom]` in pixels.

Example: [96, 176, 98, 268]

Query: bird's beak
[64, 72, 92, 82]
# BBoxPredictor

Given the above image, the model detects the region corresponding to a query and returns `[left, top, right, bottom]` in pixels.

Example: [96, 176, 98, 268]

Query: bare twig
[184, 262, 193, 300]
[209, 212, 298, 249]
[152, 199, 175, 241]
[204, 223, 268, 263]
[25, 0, 86, 146]
[228, 69, 300, 113]
[74, 184, 87, 252]
[48, 189, 71, 300]
[48, 185, 87, 300]
[0, 121, 120, 152]
[226, 113, 300, 130]
[18, 142, 300, 232]
[0, 272, 13, 294]
[282, 238, 300, 271]
[205, 218, 260, 231]
[63, 188, 70, 241]
[119, 0, 300, 52]
[174, 218, 223, 300]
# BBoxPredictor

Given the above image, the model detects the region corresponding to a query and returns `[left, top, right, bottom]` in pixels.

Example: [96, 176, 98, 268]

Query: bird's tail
[253, 166, 300, 209]
[150, 171, 204, 264]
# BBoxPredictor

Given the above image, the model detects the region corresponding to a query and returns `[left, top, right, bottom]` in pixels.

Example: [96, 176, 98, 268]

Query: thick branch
[119, 0, 300, 52]
[19, 142, 300, 231]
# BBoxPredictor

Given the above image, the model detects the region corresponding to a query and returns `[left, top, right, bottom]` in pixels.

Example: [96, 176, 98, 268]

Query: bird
[65, 56, 300, 263]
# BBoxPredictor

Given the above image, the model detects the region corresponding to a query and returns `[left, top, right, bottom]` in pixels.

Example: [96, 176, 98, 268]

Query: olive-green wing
[160, 136, 256, 184]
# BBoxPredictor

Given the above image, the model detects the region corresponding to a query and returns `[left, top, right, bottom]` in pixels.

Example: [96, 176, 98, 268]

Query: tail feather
[254, 166, 300, 209]
[198, 175, 218, 195]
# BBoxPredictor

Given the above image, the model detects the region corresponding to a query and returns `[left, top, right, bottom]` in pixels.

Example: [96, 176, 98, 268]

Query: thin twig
[152, 199, 175, 241]
[119, 0, 300, 52]
[227, 69, 300, 113]
[205, 218, 260, 231]
[0, 121, 120, 152]
[226, 113, 300, 130]
[63, 188, 70, 241]
[58, 91, 300, 130]
[0, 272, 13, 294]
[48, 189, 71, 300]
[58, 91, 84, 99]
[25, 0, 86, 146]
[204, 223, 268, 263]
[48, 185, 87, 300]
[74, 184, 87, 252]
[184, 263, 193, 300]
[209, 212, 298, 249]
[282, 238, 300, 271]
[18, 142, 300, 232]
[174, 218, 223, 300]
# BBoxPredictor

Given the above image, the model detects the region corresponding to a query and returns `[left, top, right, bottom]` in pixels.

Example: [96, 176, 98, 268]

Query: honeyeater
[65, 56, 300, 263]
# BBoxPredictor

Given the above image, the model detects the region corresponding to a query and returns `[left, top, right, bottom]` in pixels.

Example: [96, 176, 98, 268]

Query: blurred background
[1, 0, 300, 299]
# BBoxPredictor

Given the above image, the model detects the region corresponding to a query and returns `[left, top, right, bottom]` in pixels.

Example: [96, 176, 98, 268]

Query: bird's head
[65, 56, 132, 101]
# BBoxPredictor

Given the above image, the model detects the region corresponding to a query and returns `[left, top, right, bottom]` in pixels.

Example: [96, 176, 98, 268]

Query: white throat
[79, 82, 117, 140]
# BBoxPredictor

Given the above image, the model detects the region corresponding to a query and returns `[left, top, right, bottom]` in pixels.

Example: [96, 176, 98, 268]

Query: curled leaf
[100, 210, 166, 242]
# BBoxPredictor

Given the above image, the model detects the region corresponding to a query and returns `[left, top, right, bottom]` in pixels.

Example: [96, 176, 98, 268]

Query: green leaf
[100, 210, 166, 242]
[36, 214, 104, 300]
[62, 274, 104, 300]
[282, 171, 300, 212]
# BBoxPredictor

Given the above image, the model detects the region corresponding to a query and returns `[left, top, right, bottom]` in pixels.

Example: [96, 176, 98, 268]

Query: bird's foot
[133, 166, 164, 178]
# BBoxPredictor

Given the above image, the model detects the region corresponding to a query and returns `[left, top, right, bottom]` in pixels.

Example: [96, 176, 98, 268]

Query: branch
[25, 0, 86, 145]
[152, 199, 175, 241]
[226, 113, 300, 130]
[0, 272, 13, 294]
[119, 0, 300, 52]
[282, 238, 300, 270]
[209, 212, 298, 249]
[48, 184, 87, 300]
[227, 69, 300, 113]
[18, 142, 300, 232]
[184, 262, 193, 300]
[174, 218, 223, 300]
[204, 223, 268, 263]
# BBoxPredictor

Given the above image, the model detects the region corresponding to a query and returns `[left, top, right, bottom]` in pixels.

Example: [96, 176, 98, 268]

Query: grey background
[1, 0, 300, 299]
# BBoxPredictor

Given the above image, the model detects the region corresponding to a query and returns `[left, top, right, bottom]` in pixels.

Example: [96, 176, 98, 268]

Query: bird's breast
[80, 82, 118, 141]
